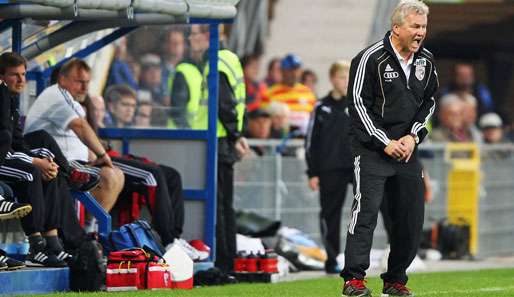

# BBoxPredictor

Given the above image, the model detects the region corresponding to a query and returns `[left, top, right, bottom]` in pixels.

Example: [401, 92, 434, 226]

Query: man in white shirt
[24, 59, 124, 212]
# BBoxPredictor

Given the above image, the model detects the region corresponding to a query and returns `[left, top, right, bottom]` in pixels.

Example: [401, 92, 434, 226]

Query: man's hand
[308, 176, 319, 191]
[398, 134, 416, 162]
[91, 153, 113, 168]
[235, 137, 251, 157]
[384, 140, 408, 160]
[33, 157, 59, 181]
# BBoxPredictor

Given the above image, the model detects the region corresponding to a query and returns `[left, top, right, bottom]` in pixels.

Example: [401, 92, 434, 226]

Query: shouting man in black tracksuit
[341, 1, 438, 296]
[305, 60, 353, 274]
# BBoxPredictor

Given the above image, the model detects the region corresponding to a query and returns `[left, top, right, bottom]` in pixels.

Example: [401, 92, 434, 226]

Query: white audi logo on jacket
[383, 72, 399, 79]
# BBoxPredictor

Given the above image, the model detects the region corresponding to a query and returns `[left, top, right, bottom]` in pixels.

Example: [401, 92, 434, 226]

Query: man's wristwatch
[409, 133, 420, 144]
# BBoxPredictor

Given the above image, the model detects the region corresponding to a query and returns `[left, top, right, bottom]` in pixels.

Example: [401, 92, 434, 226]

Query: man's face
[141, 66, 161, 88]
[244, 58, 260, 82]
[248, 117, 271, 139]
[455, 64, 474, 90]
[483, 127, 503, 144]
[189, 25, 209, 54]
[111, 95, 137, 125]
[60, 67, 91, 102]
[462, 101, 477, 126]
[90, 95, 106, 128]
[166, 31, 185, 59]
[393, 12, 427, 55]
[281, 68, 299, 86]
[441, 103, 464, 130]
[330, 69, 349, 96]
[135, 104, 152, 127]
[1, 64, 26, 94]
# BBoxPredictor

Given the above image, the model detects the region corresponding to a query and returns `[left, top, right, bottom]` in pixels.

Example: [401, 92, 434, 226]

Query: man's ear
[392, 25, 400, 37]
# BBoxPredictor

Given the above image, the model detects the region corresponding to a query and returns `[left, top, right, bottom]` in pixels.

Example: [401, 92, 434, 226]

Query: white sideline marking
[415, 285, 514, 296]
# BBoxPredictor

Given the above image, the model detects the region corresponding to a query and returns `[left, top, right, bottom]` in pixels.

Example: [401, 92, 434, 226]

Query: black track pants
[341, 151, 424, 285]
[319, 169, 353, 269]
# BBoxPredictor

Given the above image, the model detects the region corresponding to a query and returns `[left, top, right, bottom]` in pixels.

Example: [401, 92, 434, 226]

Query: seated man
[24, 59, 125, 214]
[26, 60, 184, 249]
[0, 52, 73, 267]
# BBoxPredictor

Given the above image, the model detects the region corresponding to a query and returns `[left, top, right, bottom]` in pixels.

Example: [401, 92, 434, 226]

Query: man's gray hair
[391, 0, 429, 28]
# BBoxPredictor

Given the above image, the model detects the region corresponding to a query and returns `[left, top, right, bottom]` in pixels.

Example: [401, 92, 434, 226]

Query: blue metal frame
[71, 192, 112, 237]
[8, 15, 224, 262]
[205, 24, 219, 257]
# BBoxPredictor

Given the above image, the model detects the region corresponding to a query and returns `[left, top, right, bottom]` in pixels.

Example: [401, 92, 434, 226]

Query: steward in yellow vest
[167, 58, 203, 128]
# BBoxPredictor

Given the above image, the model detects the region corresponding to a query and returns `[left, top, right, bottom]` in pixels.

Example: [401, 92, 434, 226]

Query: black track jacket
[305, 93, 353, 178]
[348, 32, 438, 154]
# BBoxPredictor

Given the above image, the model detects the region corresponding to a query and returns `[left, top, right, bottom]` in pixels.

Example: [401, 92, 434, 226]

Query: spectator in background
[263, 54, 316, 136]
[301, 69, 318, 97]
[244, 109, 272, 156]
[305, 60, 352, 274]
[139, 54, 168, 106]
[479, 113, 507, 144]
[104, 85, 138, 128]
[134, 100, 153, 128]
[107, 37, 139, 90]
[90, 95, 107, 128]
[268, 101, 290, 139]
[168, 24, 208, 128]
[431, 94, 471, 142]
[264, 58, 282, 87]
[242, 54, 267, 113]
[441, 62, 495, 118]
[161, 28, 186, 101]
[461, 93, 482, 143]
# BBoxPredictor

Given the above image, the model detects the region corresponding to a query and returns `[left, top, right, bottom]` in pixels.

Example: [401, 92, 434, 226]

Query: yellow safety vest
[193, 49, 246, 137]
[167, 62, 203, 128]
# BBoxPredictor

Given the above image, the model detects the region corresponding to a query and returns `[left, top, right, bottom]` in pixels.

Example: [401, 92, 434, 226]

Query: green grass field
[29, 268, 514, 297]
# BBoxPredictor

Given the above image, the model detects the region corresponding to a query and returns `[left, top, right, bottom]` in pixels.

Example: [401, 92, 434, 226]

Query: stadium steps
[262, 0, 377, 93]
[0, 267, 69, 295]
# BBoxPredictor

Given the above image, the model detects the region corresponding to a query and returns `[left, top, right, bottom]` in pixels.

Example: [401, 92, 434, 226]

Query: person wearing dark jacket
[0, 52, 76, 267]
[305, 60, 352, 274]
[191, 25, 249, 273]
[340, 1, 438, 296]
[168, 25, 207, 128]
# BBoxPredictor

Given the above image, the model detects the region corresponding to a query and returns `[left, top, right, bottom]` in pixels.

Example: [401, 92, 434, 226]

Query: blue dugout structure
[0, 0, 240, 262]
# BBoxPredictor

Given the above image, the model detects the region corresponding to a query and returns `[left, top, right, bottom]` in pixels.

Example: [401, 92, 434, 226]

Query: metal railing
[234, 140, 514, 257]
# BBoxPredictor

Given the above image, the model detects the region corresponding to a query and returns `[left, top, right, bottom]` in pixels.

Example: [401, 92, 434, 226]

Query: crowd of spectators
[101, 25, 514, 159]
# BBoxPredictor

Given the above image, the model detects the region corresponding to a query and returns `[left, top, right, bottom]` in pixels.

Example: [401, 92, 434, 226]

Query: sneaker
[0, 200, 32, 220]
[55, 250, 73, 263]
[0, 254, 9, 271]
[189, 239, 210, 261]
[68, 169, 100, 192]
[342, 279, 372, 296]
[174, 238, 202, 261]
[382, 282, 413, 296]
[0, 249, 25, 270]
[25, 250, 67, 268]
[6, 257, 25, 270]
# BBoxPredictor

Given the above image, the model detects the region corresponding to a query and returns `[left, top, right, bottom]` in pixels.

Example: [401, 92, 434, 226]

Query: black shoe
[25, 250, 67, 268]
[6, 257, 25, 270]
[0, 249, 25, 270]
[0, 200, 32, 220]
[54, 250, 73, 263]
[382, 282, 413, 296]
[342, 279, 372, 296]
[0, 254, 9, 271]
[68, 168, 100, 192]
